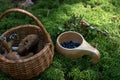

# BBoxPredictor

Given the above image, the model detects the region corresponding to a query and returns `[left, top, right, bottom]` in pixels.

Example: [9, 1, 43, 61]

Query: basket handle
[0, 8, 51, 43]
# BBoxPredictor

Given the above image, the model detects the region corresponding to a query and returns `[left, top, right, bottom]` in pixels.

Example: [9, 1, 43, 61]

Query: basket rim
[0, 25, 51, 63]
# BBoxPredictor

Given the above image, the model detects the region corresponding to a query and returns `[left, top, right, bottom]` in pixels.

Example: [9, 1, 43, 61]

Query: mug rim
[56, 31, 83, 50]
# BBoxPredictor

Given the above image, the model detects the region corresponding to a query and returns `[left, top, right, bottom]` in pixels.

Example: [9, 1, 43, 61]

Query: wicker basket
[0, 8, 54, 80]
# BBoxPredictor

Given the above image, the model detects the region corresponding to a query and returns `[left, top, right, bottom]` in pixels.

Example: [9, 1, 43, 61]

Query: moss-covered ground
[0, 0, 120, 80]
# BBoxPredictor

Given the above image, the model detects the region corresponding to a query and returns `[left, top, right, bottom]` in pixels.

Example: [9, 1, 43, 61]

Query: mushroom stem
[0, 34, 17, 53]
[0, 36, 11, 53]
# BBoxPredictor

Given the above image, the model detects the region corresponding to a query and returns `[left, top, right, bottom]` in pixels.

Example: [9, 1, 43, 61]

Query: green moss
[68, 68, 99, 80]
[0, 0, 120, 80]
[34, 67, 65, 80]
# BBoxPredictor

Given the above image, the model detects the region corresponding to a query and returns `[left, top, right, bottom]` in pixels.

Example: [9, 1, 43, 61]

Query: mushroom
[0, 34, 20, 60]
[5, 52, 20, 60]
[18, 34, 39, 56]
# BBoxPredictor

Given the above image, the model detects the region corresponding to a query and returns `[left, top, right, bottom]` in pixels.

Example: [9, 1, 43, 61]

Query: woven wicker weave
[0, 8, 54, 80]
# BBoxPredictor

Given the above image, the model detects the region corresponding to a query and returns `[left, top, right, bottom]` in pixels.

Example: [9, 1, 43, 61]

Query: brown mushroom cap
[18, 34, 39, 56]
